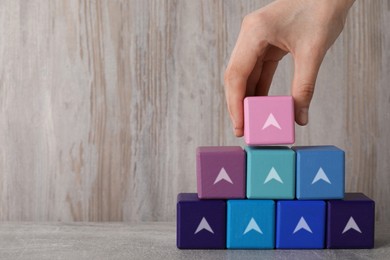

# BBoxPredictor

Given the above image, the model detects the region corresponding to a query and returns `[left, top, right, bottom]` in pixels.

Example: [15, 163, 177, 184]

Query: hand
[224, 0, 355, 137]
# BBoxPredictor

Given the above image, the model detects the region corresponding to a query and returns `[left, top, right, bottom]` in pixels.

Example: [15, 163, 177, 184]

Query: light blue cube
[276, 200, 326, 249]
[292, 146, 344, 200]
[245, 146, 295, 199]
[227, 200, 275, 249]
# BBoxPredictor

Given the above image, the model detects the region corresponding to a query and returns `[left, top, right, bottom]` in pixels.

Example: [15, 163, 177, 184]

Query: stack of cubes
[177, 96, 375, 249]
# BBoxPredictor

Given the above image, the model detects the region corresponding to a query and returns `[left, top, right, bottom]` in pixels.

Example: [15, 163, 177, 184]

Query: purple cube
[196, 146, 245, 199]
[327, 193, 375, 249]
[176, 193, 226, 249]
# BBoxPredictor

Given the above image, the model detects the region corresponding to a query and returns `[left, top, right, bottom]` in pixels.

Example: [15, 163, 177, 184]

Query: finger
[255, 46, 287, 96]
[226, 62, 265, 137]
[246, 58, 263, 97]
[255, 60, 278, 96]
[291, 51, 325, 125]
[226, 87, 245, 137]
[224, 27, 268, 136]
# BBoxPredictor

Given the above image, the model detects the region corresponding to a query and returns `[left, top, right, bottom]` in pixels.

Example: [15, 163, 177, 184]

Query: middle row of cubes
[197, 145, 345, 200]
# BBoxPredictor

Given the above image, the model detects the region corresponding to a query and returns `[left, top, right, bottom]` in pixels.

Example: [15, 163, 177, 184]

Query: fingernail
[233, 126, 239, 135]
[299, 108, 309, 125]
[233, 127, 243, 137]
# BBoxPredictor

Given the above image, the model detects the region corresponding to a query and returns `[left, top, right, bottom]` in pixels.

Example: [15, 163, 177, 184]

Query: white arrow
[243, 217, 263, 235]
[311, 167, 331, 184]
[264, 167, 284, 184]
[262, 113, 282, 130]
[293, 217, 313, 234]
[213, 167, 233, 185]
[194, 217, 214, 234]
[342, 216, 362, 234]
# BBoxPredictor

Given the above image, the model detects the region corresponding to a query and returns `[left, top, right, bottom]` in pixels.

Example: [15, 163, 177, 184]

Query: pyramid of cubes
[177, 96, 375, 249]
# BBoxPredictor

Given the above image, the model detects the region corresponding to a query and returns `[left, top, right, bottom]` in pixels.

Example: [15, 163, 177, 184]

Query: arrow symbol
[213, 167, 233, 185]
[194, 217, 214, 234]
[243, 217, 263, 235]
[342, 216, 362, 234]
[262, 113, 282, 130]
[293, 217, 313, 234]
[311, 167, 331, 184]
[264, 167, 283, 184]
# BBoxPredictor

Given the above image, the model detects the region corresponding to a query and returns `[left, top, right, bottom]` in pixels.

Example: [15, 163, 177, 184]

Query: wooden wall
[0, 0, 389, 222]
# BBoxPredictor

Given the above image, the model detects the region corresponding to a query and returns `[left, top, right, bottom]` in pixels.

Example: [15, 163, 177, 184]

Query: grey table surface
[0, 222, 388, 260]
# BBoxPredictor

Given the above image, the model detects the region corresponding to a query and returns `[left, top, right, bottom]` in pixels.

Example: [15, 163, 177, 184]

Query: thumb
[291, 52, 324, 125]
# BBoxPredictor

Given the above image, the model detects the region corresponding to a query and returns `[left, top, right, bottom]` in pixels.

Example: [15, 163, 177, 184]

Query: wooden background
[0, 0, 389, 222]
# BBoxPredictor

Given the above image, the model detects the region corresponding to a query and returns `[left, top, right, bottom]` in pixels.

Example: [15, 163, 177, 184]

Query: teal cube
[227, 200, 275, 249]
[245, 147, 295, 199]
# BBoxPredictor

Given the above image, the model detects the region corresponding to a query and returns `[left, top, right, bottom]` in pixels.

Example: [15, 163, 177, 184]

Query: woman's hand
[224, 0, 355, 136]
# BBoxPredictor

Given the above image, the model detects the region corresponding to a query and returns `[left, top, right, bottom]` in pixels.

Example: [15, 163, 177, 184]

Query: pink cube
[244, 96, 295, 145]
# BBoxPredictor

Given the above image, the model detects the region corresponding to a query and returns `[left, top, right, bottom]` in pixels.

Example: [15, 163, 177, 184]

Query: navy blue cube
[292, 146, 344, 200]
[327, 193, 375, 249]
[177, 193, 226, 249]
[276, 200, 326, 249]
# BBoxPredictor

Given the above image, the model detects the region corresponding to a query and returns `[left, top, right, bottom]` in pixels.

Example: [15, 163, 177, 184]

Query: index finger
[224, 16, 268, 136]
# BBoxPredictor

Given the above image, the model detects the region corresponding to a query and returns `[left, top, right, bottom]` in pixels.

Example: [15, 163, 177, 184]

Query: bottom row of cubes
[177, 193, 375, 249]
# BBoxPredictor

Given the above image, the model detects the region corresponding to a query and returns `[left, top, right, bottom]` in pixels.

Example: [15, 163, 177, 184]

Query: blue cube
[276, 200, 326, 249]
[227, 200, 275, 249]
[246, 146, 295, 199]
[292, 146, 344, 200]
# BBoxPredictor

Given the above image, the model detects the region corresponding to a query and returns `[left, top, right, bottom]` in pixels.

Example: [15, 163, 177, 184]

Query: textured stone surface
[0, 222, 389, 259]
[0, 0, 389, 224]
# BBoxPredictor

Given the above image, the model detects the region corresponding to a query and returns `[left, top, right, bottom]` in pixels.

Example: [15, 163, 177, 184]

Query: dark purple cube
[327, 193, 375, 249]
[197, 146, 245, 199]
[177, 193, 226, 249]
